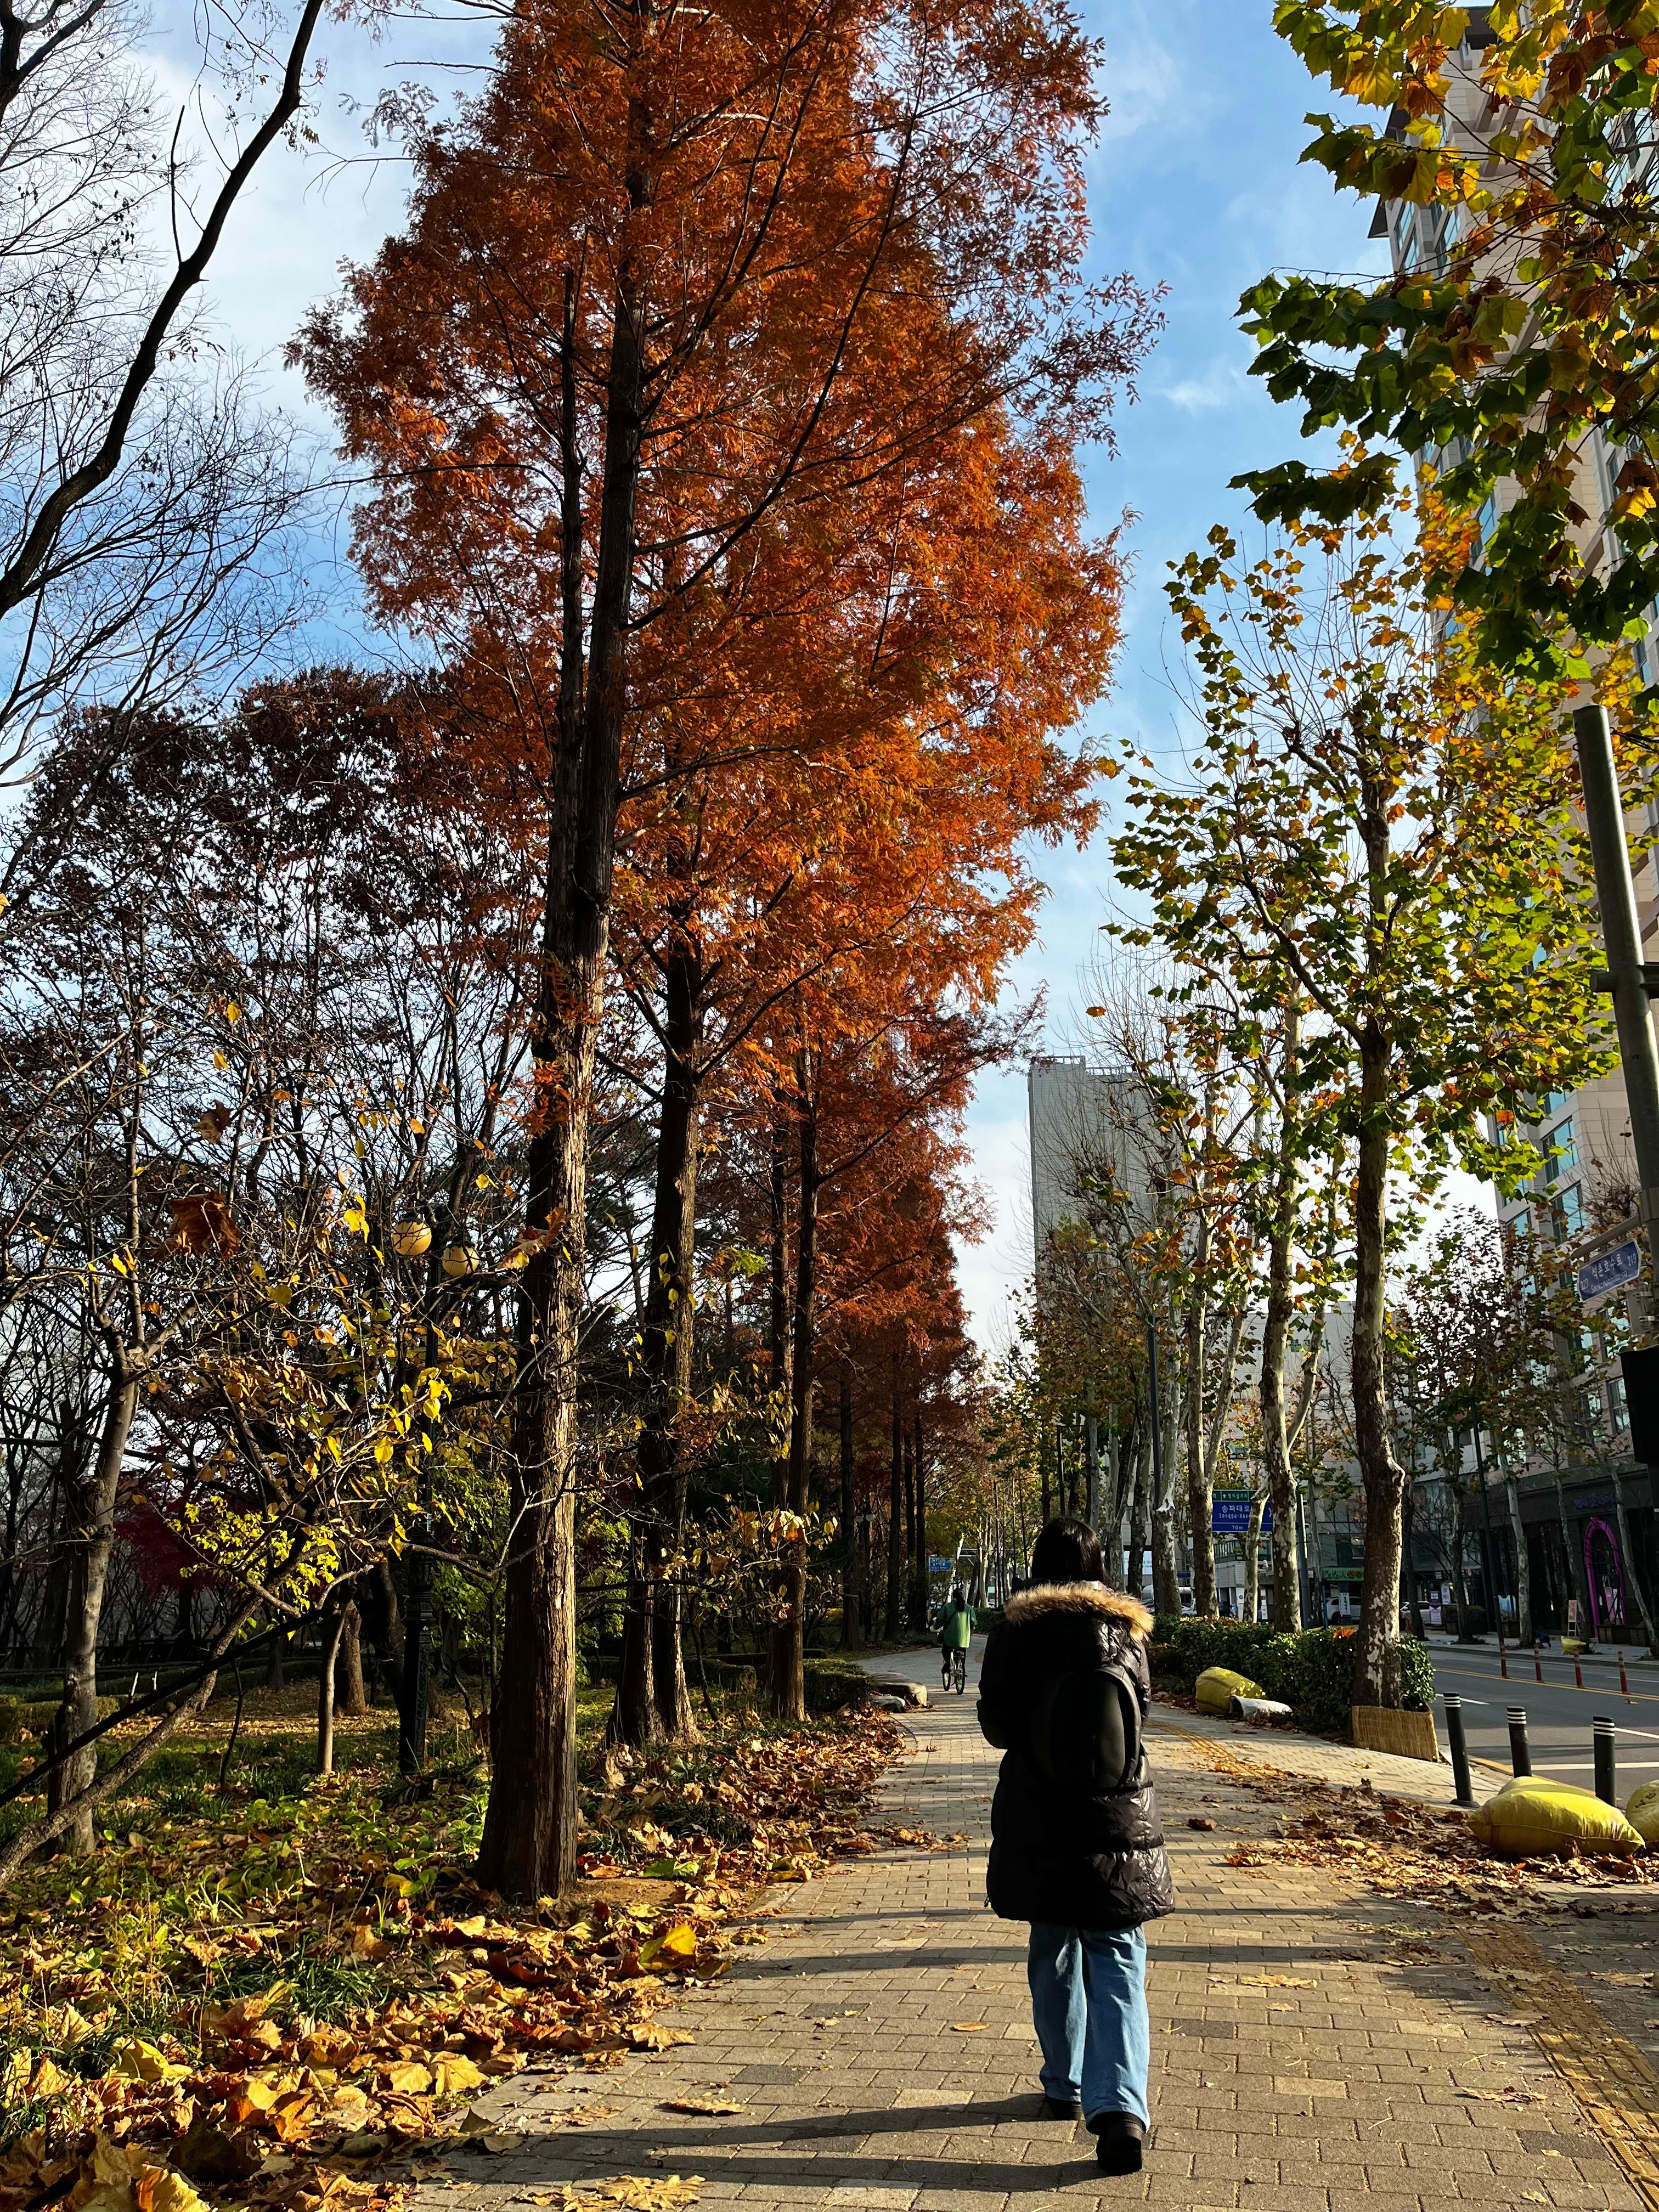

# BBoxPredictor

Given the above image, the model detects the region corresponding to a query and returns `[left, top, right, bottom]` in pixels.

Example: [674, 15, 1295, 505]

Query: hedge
[803, 1657, 874, 1713]
[695, 1655, 872, 1715]
[1149, 1618, 1435, 1740]
[0, 1694, 119, 1746]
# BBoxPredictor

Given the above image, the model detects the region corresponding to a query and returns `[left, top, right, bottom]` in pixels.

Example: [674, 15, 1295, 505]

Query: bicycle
[946, 1645, 967, 1695]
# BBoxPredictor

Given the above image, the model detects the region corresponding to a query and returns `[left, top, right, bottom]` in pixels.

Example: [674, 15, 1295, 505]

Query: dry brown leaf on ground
[658, 2100, 742, 2115]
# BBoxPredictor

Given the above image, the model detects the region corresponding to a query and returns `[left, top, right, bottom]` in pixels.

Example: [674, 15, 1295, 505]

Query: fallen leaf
[950, 2022, 988, 2033]
[432, 2055, 488, 2096]
[136, 2168, 211, 2212]
[660, 2099, 743, 2116]
[382, 2062, 433, 2095]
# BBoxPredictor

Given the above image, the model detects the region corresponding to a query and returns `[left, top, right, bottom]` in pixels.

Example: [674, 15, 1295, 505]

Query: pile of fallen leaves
[1218, 1771, 1659, 1914]
[0, 1703, 905, 2212]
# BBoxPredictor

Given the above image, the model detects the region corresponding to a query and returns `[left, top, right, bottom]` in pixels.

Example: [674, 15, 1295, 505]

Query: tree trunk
[1505, 1476, 1532, 1645]
[1402, 1481, 1426, 1641]
[885, 1364, 904, 1638]
[1260, 1026, 1304, 1630]
[909, 1412, 929, 1632]
[1452, 1501, 1475, 1640]
[838, 1356, 856, 1648]
[1151, 1375, 1182, 1618]
[478, 237, 647, 1900]
[1350, 1019, 1409, 1706]
[769, 1079, 818, 1722]
[317, 1606, 347, 1775]
[32, 1405, 87, 1670]
[50, 1353, 139, 1858]
[1084, 1414, 1100, 1536]
[1126, 1427, 1149, 1601]
[334, 1600, 366, 1718]
[615, 930, 703, 1746]
[1243, 1497, 1265, 1625]
[1184, 1232, 1217, 1616]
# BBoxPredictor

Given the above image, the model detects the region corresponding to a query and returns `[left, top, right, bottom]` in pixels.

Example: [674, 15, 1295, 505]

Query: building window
[1610, 1373, 1629, 1434]
[1549, 1118, 1578, 1174]
[1395, 202, 1418, 269]
[1554, 1181, 1586, 1239]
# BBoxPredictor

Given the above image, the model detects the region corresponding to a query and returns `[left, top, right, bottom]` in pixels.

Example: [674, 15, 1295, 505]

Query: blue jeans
[1026, 1922, 1150, 2124]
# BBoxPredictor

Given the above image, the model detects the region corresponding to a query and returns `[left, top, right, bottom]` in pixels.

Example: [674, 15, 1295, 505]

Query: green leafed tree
[1111, 495, 1630, 1706]
[1235, 0, 1659, 670]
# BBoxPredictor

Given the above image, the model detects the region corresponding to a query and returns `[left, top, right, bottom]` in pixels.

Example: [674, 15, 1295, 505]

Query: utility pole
[1577, 703, 1659, 1233]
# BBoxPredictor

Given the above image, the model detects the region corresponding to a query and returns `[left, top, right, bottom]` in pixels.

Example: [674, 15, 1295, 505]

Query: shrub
[1149, 1617, 1435, 1739]
[803, 1657, 873, 1714]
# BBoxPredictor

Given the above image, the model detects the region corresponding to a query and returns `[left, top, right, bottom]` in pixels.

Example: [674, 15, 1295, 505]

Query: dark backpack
[1025, 1649, 1141, 1797]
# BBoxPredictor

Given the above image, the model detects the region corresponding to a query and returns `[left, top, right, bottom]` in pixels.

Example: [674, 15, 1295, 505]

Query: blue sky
[954, 0, 1393, 1355]
[141, 0, 1393, 1353]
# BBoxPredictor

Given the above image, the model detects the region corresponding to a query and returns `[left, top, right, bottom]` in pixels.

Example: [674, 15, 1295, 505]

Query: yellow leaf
[383, 2062, 432, 2094]
[225, 1002, 241, 1023]
[950, 2022, 988, 2033]
[431, 2055, 487, 2096]
[658, 1924, 697, 1958]
[136, 2169, 211, 2212]
[109, 2038, 187, 2083]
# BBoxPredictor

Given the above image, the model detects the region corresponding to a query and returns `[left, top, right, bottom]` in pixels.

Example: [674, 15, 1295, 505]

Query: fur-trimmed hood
[1002, 1581, 1153, 1640]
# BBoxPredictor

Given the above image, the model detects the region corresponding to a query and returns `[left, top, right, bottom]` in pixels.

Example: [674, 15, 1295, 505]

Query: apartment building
[1381, 9, 1659, 1640]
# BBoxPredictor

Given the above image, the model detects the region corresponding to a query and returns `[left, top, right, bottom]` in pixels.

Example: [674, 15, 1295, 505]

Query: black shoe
[1039, 2096, 1085, 2122]
[1088, 2114, 1146, 2174]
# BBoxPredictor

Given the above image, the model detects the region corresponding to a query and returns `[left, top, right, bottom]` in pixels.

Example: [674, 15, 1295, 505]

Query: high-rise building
[1026, 1053, 1152, 1268]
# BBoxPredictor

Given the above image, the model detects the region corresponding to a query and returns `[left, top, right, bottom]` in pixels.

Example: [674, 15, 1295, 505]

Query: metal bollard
[1444, 1693, 1476, 1808]
[1499, 1633, 1509, 1679]
[1621, 1648, 1632, 1699]
[1575, 1652, 1585, 1689]
[1594, 1714, 1618, 1805]
[1506, 1706, 1532, 1777]
[1535, 1646, 1544, 1684]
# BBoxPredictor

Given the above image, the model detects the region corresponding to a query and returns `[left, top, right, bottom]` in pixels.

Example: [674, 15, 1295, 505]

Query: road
[1431, 1642, 1659, 1794]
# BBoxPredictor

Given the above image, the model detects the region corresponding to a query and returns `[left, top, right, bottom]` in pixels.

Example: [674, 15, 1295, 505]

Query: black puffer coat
[977, 1581, 1175, 1931]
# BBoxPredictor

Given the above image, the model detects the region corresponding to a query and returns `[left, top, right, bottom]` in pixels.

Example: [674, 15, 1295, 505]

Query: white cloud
[1157, 358, 1250, 413]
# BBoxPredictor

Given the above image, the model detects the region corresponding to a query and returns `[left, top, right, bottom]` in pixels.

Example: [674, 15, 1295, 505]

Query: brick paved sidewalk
[417, 1645, 1637, 2211]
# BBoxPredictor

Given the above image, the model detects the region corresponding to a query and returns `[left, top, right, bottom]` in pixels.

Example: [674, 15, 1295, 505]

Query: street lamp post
[1576, 703, 1659, 1231]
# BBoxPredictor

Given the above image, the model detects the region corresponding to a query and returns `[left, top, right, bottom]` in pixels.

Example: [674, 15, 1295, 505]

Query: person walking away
[938, 1585, 975, 1690]
[977, 1518, 1173, 2174]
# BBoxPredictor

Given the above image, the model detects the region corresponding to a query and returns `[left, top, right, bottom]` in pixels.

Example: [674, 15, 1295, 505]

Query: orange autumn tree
[300, 0, 1156, 1897]
[814, 1102, 986, 1645]
[605, 423, 1113, 1745]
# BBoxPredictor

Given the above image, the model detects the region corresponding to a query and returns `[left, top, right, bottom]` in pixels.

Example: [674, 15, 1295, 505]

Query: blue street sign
[1578, 1238, 1641, 1311]
[927, 1555, 953, 1572]
[1211, 1492, 1271, 1536]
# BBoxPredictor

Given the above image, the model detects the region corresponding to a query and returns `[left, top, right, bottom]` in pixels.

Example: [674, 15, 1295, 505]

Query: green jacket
[939, 1599, 975, 1649]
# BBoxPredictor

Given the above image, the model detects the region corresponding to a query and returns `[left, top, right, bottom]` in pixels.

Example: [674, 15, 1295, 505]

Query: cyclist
[938, 1584, 975, 1693]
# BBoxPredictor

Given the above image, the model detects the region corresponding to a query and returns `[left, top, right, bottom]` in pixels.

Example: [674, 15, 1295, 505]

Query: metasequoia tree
[1113, 496, 1621, 1706]
[602, 421, 1111, 1744]
[302, 0, 1156, 1895]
